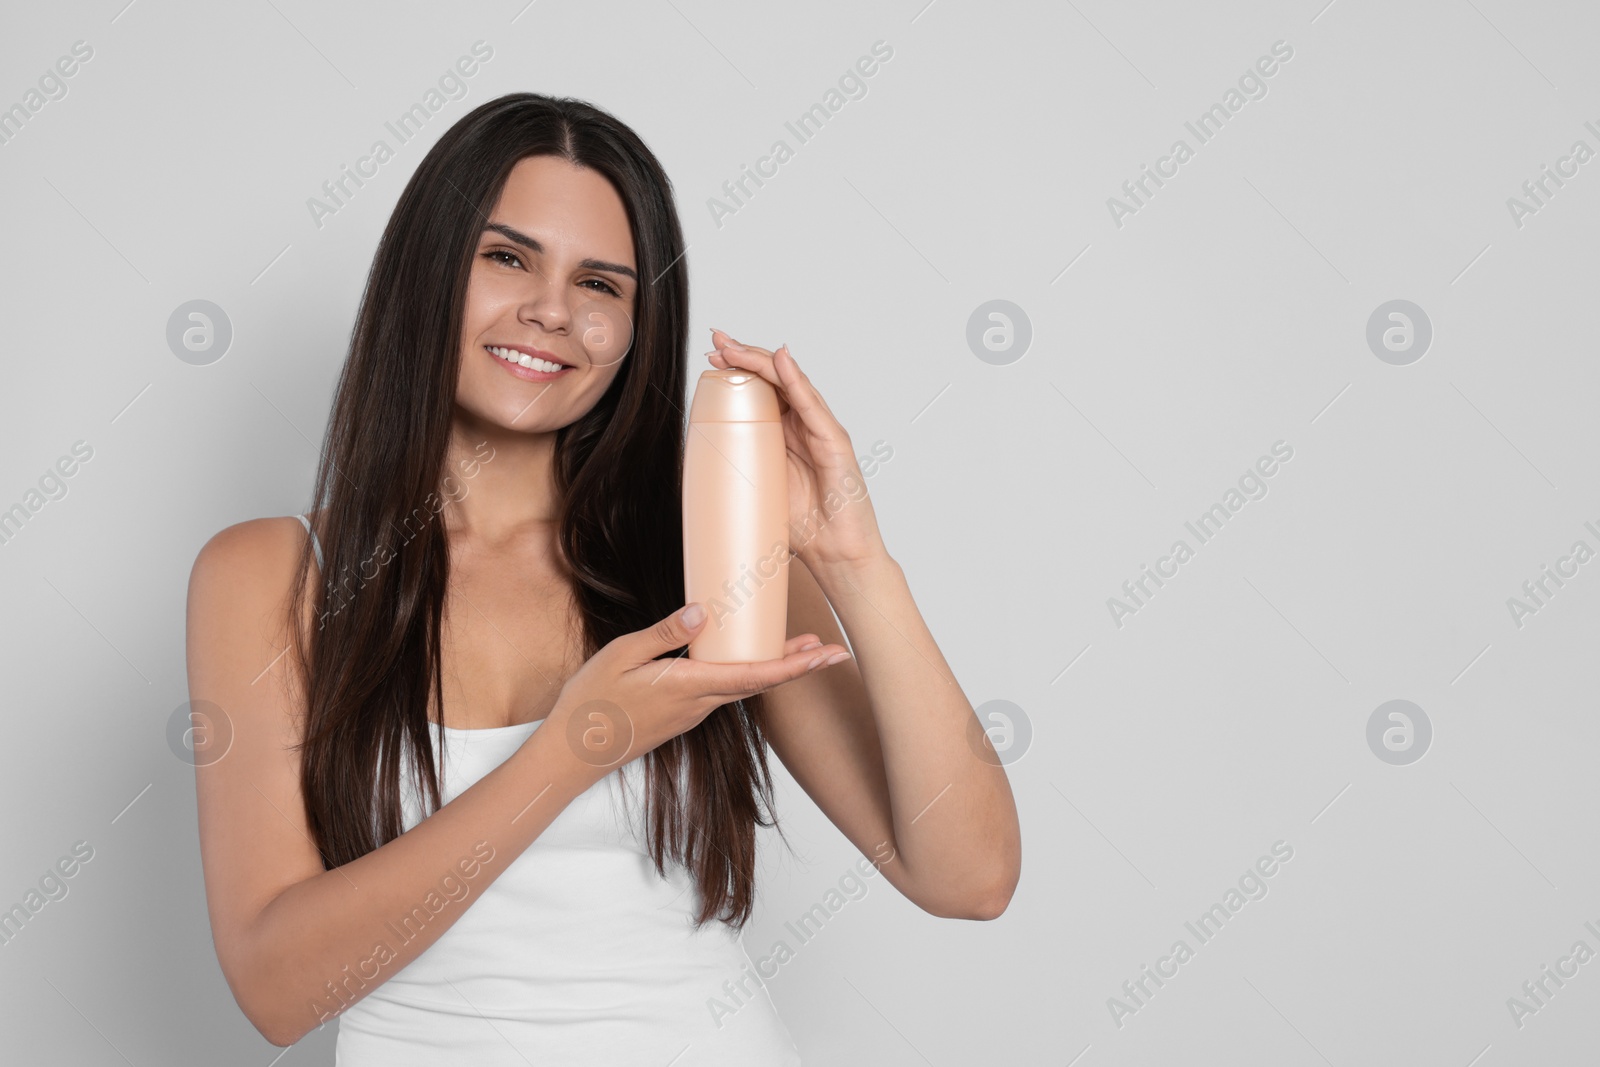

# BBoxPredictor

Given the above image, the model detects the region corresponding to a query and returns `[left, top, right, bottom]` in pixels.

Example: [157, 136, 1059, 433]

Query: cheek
[463, 271, 516, 325]
[468, 253, 535, 304]
[573, 298, 635, 369]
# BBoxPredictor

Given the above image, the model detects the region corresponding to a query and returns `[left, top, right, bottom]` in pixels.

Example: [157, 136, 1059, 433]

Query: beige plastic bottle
[683, 369, 790, 663]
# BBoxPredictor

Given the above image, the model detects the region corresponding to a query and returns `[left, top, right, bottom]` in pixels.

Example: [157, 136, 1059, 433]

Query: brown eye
[483, 249, 523, 269]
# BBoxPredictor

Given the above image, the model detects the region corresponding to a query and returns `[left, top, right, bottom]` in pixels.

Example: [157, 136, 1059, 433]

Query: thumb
[636, 602, 708, 661]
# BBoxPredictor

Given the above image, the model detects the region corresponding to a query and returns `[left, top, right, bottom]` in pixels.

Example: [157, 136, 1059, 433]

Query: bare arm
[760, 553, 1022, 920]
[699, 332, 1021, 921]
[187, 518, 599, 1046]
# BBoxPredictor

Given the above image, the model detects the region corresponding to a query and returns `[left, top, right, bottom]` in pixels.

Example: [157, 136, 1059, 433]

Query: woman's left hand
[705, 329, 888, 574]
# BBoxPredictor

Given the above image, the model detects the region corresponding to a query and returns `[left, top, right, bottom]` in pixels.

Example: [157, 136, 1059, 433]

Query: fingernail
[807, 655, 827, 670]
[682, 603, 706, 627]
[825, 651, 851, 665]
[800, 640, 823, 651]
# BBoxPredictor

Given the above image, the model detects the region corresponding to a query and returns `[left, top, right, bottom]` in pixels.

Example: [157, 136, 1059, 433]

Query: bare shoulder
[187, 514, 322, 672]
[191, 514, 311, 579]
[190, 514, 318, 596]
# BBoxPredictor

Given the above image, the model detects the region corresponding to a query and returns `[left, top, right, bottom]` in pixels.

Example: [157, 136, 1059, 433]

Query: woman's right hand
[544, 602, 850, 778]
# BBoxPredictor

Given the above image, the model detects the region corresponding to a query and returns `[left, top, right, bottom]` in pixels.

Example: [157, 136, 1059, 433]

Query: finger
[707, 339, 779, 388]
[698, 642, 851, 698]
[763, 344, 851, 455]
[710, 328, 776, 360]
[770, 344, 836, 422]
[706, 348, 754, 376]
[707, 329, 784, 379]
[784, 633, 824, 655]
[627, 603, 708, 664]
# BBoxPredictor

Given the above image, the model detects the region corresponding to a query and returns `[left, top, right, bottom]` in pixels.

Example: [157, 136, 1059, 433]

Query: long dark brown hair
[286, 92, 785, 929]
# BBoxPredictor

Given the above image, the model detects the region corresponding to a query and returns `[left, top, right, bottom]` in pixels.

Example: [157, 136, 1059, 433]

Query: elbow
[917, 861, 1020, 921]
[218, 890, 355, 1049]
[269, 1021, 332, 1050]
[255, 1004, 317, 1050]
[233, 963, 340, 1048]
[256, 1019, 301, 1050]
[968, 876, 1016, 920]
[920, 883, 1012, 921]
[956, 842, 1022, 922]
[903, 822, 1023, 920]
[219, 943, 326, 1049]
[230, 977, 303, 1048]
[239, 987, 327, 1049]
[955, 867, 1018, 921]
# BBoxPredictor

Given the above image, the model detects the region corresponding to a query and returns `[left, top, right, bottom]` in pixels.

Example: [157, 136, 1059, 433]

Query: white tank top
[295, 516, 803, 1065]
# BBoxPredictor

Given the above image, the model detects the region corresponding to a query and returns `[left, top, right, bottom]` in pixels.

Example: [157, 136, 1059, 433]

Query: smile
[486, 345, 572, 381]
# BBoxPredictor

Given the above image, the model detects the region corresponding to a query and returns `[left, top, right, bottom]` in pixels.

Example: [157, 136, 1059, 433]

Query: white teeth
[488, 346, 565, 373]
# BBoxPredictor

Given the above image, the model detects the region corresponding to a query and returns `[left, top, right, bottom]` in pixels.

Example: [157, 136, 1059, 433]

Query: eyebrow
[481, 222, 638, 282]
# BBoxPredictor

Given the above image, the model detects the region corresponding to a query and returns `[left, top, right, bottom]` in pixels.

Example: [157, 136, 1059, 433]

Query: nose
[516, 272, 572, 334]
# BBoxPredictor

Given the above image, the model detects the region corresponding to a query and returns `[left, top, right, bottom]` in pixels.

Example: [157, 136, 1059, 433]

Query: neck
[440, 409, 562, 545]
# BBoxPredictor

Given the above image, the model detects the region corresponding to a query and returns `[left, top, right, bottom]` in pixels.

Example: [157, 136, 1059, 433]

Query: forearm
[809, 552, 1021, 916]
[237, 720, 597, 1045]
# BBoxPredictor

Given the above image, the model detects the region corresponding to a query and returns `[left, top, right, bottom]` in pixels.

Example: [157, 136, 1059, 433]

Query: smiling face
[454, 155, 639, 433]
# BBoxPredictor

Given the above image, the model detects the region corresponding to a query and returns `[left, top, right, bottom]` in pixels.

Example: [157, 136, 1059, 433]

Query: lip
[485, 344, 573, 382]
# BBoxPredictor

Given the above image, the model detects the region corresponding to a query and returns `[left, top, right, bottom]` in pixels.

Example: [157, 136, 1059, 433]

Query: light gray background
[2, 0, 1596, 1063]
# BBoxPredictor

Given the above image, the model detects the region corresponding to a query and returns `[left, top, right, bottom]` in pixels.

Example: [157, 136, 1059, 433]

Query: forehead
[488, 156, 634, 261]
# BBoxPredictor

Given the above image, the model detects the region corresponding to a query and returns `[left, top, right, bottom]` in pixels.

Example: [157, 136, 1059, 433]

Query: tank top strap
[295, 513, 324, 571]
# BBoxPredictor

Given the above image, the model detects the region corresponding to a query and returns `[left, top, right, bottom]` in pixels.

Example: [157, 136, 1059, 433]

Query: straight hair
[286, 92, 785, 929]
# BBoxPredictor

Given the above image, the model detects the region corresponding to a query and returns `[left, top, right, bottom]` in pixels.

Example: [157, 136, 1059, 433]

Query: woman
[185, 92, 1020, 1064]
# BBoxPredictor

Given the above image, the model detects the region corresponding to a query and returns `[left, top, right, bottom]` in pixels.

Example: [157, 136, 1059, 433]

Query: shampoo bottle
[683, 369, 790, 662]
